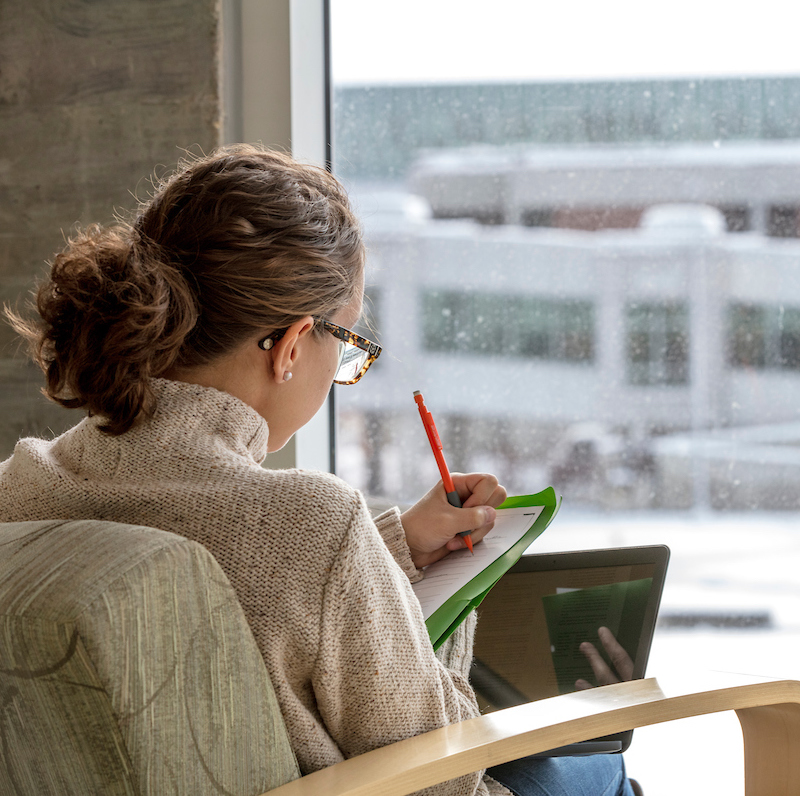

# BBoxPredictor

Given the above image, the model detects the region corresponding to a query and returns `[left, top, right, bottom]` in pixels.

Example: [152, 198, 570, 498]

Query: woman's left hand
[575, 626, 635, 690]
[400, 472, 507, 569]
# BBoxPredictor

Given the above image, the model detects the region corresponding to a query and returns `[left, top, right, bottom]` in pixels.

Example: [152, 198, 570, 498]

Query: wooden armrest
[266, 671, 800, 796]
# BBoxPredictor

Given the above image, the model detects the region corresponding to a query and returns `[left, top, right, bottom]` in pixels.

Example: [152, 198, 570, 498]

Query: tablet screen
[472, 546, 669, 710]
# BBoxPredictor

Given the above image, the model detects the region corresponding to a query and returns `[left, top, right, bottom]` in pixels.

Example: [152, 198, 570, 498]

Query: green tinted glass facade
[728, 303, 800, 370]
[626, 302, 689, 386]
[335, 77, 800, 181]
[423, 291, 594, 363]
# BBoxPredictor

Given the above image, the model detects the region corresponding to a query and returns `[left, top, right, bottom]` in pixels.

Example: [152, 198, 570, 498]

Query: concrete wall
[0, 0, 221, 459]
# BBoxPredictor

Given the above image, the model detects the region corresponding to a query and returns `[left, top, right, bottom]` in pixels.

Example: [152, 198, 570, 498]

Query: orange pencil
[413, 390, 473, 554]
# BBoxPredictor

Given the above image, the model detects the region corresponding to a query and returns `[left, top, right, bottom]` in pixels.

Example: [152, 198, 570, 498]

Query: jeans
[487, 753, 635, 796]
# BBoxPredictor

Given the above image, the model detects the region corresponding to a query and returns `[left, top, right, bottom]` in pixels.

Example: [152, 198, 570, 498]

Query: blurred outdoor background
[330, 2, 800, 791]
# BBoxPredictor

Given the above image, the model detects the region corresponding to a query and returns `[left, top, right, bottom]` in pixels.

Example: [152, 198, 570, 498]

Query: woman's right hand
[399, 472, 507, 569]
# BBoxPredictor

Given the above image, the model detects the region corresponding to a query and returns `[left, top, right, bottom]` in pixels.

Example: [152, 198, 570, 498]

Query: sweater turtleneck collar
[145, 378, 270, 464]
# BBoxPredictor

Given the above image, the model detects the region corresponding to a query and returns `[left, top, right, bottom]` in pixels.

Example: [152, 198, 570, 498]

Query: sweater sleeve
[313, 495, 485, 796]
[435, 610, 477, 680]
[373, 505, 422, 583]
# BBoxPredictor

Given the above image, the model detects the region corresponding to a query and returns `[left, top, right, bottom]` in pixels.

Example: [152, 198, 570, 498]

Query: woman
[0, 145, 635, 796]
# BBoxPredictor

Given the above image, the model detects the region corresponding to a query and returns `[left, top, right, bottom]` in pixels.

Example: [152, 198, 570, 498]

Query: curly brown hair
[6, 145, 365, 435]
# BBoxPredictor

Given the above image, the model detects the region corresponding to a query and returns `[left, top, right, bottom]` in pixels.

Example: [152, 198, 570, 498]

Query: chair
[0, 518, 298, 796]
[1, 519, 799, 796]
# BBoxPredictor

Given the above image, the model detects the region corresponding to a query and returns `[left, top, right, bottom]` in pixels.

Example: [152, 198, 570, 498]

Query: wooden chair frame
[268, 671, 800, 796]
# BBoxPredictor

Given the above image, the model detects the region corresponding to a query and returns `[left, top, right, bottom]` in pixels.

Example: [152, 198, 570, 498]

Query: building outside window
[329, 2, 800, 792]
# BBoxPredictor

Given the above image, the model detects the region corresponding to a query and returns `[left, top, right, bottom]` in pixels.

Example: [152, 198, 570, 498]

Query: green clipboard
[426, 487, 561, 651]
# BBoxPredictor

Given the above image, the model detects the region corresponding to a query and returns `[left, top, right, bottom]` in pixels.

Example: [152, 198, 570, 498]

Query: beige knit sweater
[0, 379, 510, 796]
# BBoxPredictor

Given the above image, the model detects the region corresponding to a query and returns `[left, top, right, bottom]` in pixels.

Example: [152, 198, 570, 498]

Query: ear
[267, 316, 316, 384]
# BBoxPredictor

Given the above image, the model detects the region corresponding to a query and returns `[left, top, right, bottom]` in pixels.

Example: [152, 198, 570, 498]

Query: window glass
[330, 3, 800, 790]
[728, 303, 800, 370]
[423, 291, 594, 362]
[626, 302, 689, 386]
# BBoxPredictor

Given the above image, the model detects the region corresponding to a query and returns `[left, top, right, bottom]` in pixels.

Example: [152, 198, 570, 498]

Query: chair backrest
[0, 519, 301, 796]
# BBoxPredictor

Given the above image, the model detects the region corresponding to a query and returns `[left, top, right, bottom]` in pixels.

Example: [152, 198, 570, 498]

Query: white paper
[411, 506, 544, 619]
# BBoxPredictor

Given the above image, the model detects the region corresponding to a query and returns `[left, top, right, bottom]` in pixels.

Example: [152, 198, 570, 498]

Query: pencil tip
[464, 535, 474, 554]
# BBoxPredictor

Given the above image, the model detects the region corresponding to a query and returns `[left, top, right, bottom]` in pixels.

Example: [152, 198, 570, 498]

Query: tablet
[471, 545, 670, 755]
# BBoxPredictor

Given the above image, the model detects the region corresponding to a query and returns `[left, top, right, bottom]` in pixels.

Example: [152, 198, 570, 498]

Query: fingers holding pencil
[453, 472, 507, 515]
[446, 472, 507, 550]
[400, 474, 506, 568]
[410, 391, 507, 565]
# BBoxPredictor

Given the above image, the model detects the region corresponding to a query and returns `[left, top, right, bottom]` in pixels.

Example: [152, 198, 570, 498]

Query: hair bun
[8, 222, 199, 435]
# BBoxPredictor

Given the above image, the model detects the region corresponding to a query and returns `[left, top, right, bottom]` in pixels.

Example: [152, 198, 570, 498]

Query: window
[329, 2, 800, 790]
[768, 205, 800, 238]
[626, 302, 689, 385]
[728, 303, 800, 370]
[719, 205, 750, 233]
[728, 304, 767, 368]
[423, 291, 594, 363]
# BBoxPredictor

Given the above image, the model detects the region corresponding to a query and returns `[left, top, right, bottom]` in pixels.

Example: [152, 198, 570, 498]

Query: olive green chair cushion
[0, 519, 300, 795]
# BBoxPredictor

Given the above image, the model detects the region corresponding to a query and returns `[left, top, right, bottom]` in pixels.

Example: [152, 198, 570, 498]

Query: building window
[423, 291, 594, 363]
[728, 303, 800, 370]
[767, 205, 800, 238]
[626, 302, 689, 385]
[719, 205, 751, 232]
[520, 208, 554, 228]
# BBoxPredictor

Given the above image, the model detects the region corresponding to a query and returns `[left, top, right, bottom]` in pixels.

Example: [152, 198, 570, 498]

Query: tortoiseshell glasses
[258, 318, 382, 385]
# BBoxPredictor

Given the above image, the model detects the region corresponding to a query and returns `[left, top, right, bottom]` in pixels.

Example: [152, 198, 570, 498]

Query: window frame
[225, 0, 335, 472]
